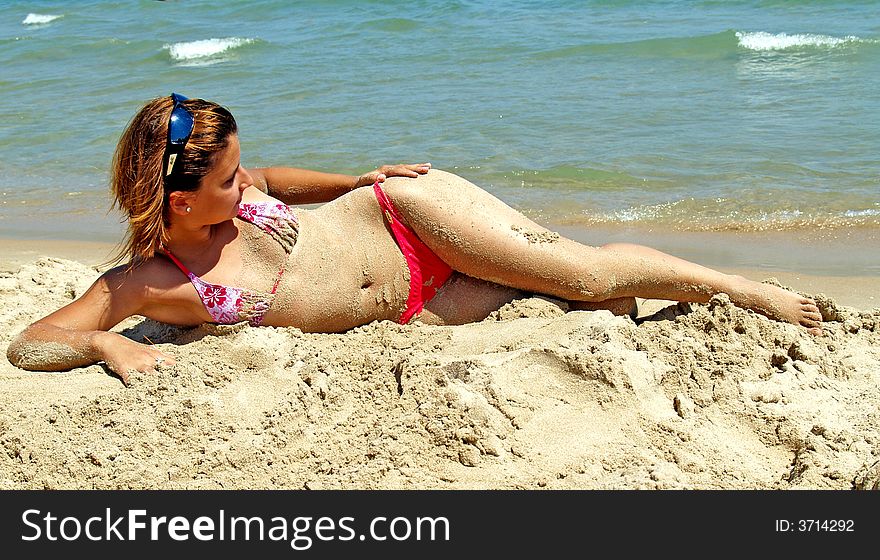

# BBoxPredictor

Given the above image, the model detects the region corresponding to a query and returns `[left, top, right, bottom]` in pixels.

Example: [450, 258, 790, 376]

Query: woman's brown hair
[109, 95, 237, 266]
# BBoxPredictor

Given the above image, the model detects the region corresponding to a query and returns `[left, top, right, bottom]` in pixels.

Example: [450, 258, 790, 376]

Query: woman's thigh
[417, 273, 526, 325]
[380, 169, 608, 301]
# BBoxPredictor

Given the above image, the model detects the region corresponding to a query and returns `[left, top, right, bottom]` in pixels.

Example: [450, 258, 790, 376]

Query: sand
[1, 245, 879, 490]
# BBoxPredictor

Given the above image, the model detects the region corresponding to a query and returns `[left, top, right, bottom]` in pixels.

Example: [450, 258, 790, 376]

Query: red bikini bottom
[373, 182, 454, 324]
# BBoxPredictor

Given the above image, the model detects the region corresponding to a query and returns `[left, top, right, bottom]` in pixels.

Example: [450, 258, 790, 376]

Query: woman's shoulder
[94, 257, 207, 325]
[241, 184, 284, 205]
[99, 256, 189, 294]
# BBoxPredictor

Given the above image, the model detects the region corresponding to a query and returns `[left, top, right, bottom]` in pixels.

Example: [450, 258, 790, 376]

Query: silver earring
[186, 207, 191, 213]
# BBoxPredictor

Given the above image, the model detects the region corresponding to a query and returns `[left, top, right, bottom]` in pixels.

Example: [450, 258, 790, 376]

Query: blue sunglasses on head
[164, 92, 195, 179]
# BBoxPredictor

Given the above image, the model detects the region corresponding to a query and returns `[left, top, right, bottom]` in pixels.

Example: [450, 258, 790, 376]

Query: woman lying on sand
[6, 94, 823, 384]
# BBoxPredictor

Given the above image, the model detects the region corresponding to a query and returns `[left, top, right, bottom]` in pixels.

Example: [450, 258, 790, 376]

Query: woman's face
[189, 134, 253, 223]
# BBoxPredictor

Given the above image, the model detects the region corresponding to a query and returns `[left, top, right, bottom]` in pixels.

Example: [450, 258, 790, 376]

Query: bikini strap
[270, 264, 285, 295]
[161, 248, 193, 277]
[164, 246, 283, 296]
[373, 181, 403, 223]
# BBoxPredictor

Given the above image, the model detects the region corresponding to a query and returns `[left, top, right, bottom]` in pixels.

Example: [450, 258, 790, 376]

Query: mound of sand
[1, 257, 879, 489]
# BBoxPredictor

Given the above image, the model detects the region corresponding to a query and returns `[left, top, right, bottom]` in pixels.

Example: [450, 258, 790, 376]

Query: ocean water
[1, 1, 878, 265]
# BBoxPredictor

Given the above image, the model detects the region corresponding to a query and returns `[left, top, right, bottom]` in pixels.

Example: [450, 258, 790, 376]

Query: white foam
[610, 201, 681, 222]
[164, 37, 255, 61]
[843, 209, 880, 218]
[22, 13, 63, 25]
[736, 31, 865, 51]
[757, 209, 804, 221]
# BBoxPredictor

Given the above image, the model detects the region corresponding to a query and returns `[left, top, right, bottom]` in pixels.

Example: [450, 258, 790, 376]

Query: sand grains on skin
[730, 277, 824, 335]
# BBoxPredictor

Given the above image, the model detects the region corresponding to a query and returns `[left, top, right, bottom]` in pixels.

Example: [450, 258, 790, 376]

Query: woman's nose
[239, 167, 255, 190]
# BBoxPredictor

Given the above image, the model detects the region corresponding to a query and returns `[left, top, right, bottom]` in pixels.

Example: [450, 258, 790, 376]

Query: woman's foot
[729, 276, 823, 335]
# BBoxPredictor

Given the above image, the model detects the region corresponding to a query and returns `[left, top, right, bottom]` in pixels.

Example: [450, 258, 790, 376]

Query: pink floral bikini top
[162, 201, 298, 326]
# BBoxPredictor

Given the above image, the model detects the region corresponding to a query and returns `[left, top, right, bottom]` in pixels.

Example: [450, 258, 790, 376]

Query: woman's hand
[357, 163, 431, 187]
[95, 332, 176, 386]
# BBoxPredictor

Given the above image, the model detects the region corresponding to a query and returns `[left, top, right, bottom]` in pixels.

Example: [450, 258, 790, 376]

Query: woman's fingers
[151, 349, 177, 368]
[404, 162, 431, 175]
[378, 163, 432, 178]
[360, 163, 431, 187]
[108, 347, 175, 386]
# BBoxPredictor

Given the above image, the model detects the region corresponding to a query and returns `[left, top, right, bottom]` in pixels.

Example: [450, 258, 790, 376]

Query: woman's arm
[249, 163, 431, 204]
[6, 266, 176, 385]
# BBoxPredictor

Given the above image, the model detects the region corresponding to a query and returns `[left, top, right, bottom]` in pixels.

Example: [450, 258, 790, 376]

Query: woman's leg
[380, 170, 822, 333]
[569, 297, 638, 318]
[417, 273, 638, 326]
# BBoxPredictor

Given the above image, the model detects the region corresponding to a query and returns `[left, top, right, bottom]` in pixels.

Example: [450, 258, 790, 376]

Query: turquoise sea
[1, 1, 878, 271]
